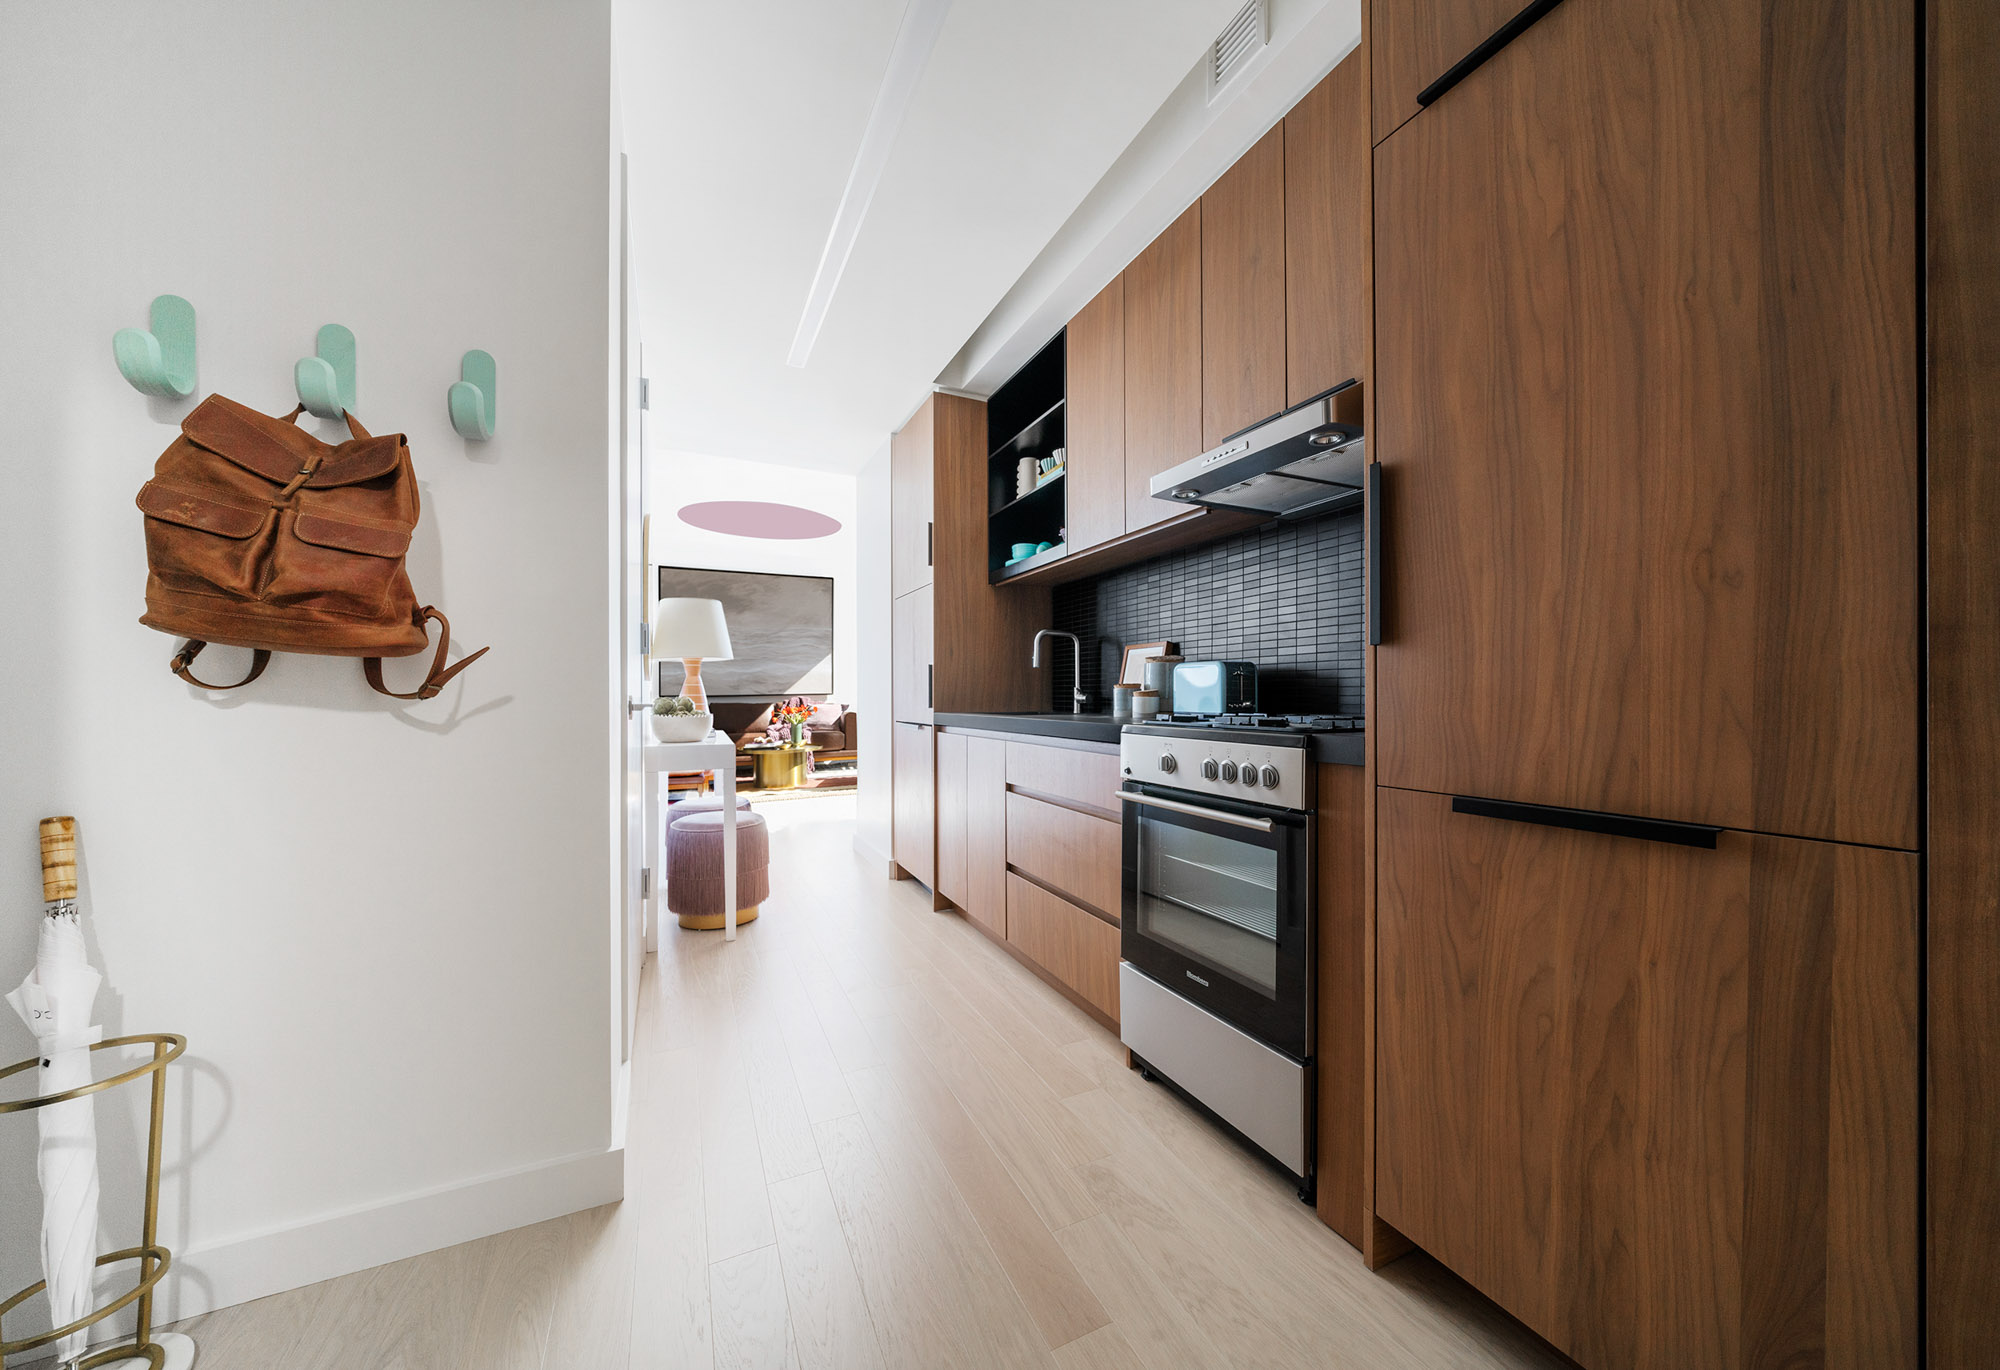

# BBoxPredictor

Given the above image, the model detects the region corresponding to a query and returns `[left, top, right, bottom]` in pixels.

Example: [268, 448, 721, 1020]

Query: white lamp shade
[653, 597, 733, 661]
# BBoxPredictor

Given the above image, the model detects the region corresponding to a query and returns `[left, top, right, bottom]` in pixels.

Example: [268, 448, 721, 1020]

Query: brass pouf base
[678, 905, 761, 931]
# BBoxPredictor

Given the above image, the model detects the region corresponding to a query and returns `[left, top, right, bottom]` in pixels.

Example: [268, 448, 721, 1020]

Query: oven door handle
[1119, 791, 1276, 832]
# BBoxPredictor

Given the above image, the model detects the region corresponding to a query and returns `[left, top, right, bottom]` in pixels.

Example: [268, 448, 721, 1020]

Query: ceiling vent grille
[1207, 0, 1270, 104]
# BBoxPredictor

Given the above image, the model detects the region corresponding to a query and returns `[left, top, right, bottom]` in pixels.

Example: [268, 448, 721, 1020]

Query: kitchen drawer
[1005, 791, 1122, 919]
[1006, 873, 1120, 1023]
[1005, 740, 1122, 817]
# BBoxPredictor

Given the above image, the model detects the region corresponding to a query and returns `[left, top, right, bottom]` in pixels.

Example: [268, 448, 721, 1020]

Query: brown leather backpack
[136, 395, 487, 697]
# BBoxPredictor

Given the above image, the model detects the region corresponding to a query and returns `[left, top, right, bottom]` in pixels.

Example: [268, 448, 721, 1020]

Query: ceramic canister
[1132, 688, 1161, 719]
[1017, 456, 1036, 498]
[1111, 683, 1137, 719]
[1143, 655, 1182, 712]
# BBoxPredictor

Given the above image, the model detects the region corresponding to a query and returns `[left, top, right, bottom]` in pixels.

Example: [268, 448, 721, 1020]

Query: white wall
[645, 449, 860, 705]
[0, 0, 620, 1330]
[853, 442, 894, 864]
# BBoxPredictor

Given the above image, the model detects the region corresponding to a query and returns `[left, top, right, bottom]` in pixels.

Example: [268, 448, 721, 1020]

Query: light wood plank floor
[168, 794, 1568, 1369]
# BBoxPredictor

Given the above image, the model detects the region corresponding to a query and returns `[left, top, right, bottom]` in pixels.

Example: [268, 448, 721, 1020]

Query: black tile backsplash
[1050, 510, 1365, 716]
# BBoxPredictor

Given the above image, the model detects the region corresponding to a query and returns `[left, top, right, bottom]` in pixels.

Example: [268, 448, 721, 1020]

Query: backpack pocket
[268, 509, 414, 618]
[137, 482, 272, 599]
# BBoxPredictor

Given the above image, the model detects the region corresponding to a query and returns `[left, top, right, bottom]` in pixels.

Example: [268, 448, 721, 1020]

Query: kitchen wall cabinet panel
[891, 405, 934, 598]
[1372, 0, 1918, 850]
[1285, 55, 1371, 406]
[1122, 203, 1203, 536]
[1005, 792, 1121, 922]
[1201, 123, 1287, 448]
[935, 729, 969, 907]
[1369, 0, 1522, 142]
[963, 734, 1009, 939]
[1065, 273, 1126, 553]
[1003, 740, 1122, 818]
[1005, 874, 1119, 1024]
[891, 588, 933, 725]
[892, 722, 935, 888]
[1314, 762, 1367, 1249]
[1375, 786, 1918, 1370]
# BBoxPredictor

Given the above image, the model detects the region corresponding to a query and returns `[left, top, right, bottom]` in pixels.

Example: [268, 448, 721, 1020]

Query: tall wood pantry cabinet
[1369, 0, 1920, 1365]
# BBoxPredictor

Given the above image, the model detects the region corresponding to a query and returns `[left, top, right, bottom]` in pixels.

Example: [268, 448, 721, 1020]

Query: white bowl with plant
[650, 694, 712, 742]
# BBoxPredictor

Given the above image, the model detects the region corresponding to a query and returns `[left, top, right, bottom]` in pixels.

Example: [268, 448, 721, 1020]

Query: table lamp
[653, 596, 733, 710]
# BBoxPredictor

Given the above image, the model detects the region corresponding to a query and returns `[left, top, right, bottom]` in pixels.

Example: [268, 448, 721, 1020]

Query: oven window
[1132, 810, 1280, 996]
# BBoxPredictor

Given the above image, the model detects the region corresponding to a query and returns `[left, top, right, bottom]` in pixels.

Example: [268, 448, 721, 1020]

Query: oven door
[1120, 782, 1311, 1060]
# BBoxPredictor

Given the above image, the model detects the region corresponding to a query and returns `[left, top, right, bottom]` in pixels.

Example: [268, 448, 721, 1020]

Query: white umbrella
[6, 816, 103, 1367]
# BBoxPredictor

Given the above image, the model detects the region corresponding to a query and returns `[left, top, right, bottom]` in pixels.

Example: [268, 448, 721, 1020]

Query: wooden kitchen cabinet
[1202, 123, 1287, 448]
[963, 734, 1008, 938]
[1372, 0, 1918, 850]
[1064, 273, 1126, 553]
[1285, 55, 1370, 406]
[890, 403, 934, 598]
[890, 587, 932, 725]
[1369, 0, 1522, 141]
[1006, 874, 1119, 1023]
[934, 729, 968, 906]
[1122, 203, 1203, 535]
[1375, 786, 1918, 1369]
[891, 722, 935, 887]
[1005, 791, 1122, 921]
[1003, 739, 1122, 817]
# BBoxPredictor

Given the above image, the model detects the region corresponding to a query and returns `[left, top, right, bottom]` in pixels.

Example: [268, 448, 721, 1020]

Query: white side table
[642, 732, 742, 942]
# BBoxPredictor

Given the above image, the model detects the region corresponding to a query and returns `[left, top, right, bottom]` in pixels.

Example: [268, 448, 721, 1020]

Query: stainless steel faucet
[1032, 629, 1087, 714]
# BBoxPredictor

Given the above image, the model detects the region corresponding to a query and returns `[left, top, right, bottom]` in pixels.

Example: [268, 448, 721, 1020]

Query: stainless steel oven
[1118, 726, 1315, 1193]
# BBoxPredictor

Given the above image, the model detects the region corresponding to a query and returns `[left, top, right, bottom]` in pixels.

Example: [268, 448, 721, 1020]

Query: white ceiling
[617, 0, 1247, 473]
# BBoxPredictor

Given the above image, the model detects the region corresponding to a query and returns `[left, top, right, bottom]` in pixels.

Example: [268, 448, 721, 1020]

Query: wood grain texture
[1005, 739, 1123, 819]
[1371, 0, 1919, 850]
[993, 507, 1266, 590]
[892, 722, 934, 887]
[1005, 791, 1122, 921]
[1285, 53, 1371, 407]
[1006, 873, 1121, 1023]
[930, 391, 1051, 713]
[768, 1169, 885, 1370]
[1201, 123, 1287, 447]
[891, 587, 932, 724]
[965, 733, 1010, 939]
[1369, 0, 1520, 141]
[1065, 274, 1127, 552]
[1927, 0, 2000, 1361]
[1374, 786, 1918, 1369]
[1122, 203, 1202, 534]
[1313, 763, 1367, 1248]
[890, 405, 934, 599]
[936, 728, 970, 906]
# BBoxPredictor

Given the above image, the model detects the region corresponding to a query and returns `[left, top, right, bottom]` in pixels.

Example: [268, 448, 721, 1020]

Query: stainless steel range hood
[1149, 378, 1364, 520]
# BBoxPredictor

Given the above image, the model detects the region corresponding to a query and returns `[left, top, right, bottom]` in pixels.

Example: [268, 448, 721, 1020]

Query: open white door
[618, 152, 646, 1062]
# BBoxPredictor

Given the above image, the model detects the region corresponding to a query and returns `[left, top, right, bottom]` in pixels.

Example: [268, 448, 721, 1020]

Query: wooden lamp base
[679, 658, 707, 710]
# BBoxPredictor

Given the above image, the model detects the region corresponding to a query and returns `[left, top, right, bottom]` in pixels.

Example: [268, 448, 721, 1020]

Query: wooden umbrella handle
[39, 816, 77, 902]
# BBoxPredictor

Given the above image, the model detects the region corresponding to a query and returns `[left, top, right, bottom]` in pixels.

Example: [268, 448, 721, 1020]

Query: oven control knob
[1242, 764, 1262, 788]
[1158, 753, 1178, 774]
[1200, 758, 1219, 781]
[1260, 765, 1282, 789]
[1218, 761, 1239, 783]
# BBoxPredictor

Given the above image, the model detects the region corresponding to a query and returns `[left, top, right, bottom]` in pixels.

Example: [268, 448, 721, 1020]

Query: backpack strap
[170, 640, 272, 690]
[363, 606, 489, 700]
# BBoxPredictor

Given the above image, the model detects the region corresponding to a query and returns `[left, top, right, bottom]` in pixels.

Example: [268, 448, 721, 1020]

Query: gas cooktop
[1141, 712, 1364, 733]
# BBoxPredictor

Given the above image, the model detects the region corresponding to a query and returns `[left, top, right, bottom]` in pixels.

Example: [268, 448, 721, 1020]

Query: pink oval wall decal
[677, 500, 842, 540]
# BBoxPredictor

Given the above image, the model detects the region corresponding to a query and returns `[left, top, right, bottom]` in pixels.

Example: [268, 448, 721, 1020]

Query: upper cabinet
[1202, 124, 1287, 447]
[890, 408, 934, 598]
[1285, 57, 1371, 405]
[1370, 0, 1524, 141]
[1064, 274, 1126, 555]
[1372, 0, 1919, 849]
[1123, 203, 1203, 535]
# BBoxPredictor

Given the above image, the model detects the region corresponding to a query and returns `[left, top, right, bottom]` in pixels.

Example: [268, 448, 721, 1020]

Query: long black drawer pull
[1416, 0, 1569, 108]
[1367, 461, 1384, 646]
[1451, 795, 1721, 849]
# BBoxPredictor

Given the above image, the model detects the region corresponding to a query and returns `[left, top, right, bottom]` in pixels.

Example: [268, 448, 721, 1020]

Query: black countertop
[935, 711, 1365, 767]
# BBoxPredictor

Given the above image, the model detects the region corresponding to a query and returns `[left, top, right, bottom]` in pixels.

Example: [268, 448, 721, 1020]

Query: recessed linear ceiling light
[786, 0, 954, 369]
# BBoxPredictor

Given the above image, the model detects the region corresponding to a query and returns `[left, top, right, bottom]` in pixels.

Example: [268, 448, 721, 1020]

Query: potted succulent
[650, 693, 712, 742]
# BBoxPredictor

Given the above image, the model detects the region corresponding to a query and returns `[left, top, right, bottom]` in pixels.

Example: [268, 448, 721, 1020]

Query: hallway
[171, 794, 1563, 1368]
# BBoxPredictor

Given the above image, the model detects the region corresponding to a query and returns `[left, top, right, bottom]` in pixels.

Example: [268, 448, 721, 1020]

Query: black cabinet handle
[927, 663, 933, 710]
[1367, 461, 1384, 646]
[927, 521, 933, 567]
[1416, 0, 1569, 108]
[1451, 795, 1721, 850]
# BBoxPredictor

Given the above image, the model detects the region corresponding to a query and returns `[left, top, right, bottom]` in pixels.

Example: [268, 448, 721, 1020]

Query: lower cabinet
[1005, 874, 1120, 1022]
[891, 722, 934, 887]
[1004, 791, 1122, 920]
[964, 735, 1008, 938]
[1375, 786, 1919, 1370]
[935, 729, 968, 905]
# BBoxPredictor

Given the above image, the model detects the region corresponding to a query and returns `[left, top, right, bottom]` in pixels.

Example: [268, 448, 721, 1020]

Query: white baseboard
[852, 830, 893, 870]
[152, 1144, 625, 1325]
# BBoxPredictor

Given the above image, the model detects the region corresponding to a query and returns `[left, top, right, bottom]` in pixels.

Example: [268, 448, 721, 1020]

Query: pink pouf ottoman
[667, 808, 770, 930]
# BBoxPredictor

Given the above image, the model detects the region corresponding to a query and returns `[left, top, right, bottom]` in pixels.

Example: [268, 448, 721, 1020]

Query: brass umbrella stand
[0, 1032, 188, 1369]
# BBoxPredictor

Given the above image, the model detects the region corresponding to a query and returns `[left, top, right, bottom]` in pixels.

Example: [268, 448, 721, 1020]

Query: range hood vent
[1208, 0, 1270, 104]
[1149, 379, 1365, 521]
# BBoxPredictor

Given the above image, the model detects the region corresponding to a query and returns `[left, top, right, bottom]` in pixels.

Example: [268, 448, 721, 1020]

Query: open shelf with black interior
[986, 330, 1066, 582]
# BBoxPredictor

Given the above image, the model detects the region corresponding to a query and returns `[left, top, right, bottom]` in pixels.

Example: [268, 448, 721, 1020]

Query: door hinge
[641, 868, 651, 897]
[638, 377, 650, 410]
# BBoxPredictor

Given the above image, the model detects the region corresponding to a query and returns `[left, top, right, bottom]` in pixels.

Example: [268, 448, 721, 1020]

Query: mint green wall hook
[113, 294, 197, 399]
[295, 324, 356, 419]
[448, 349, 497, 440]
